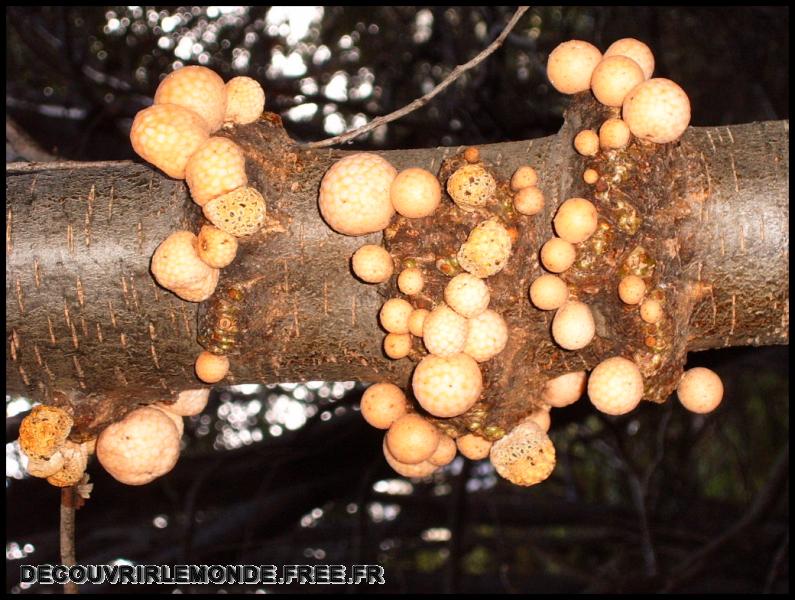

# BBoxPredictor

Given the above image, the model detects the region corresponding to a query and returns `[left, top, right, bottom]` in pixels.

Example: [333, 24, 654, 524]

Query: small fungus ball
[677, 367, 724, 414]
[360, 382, 408, 429]
[408, 308, 429, 337]
[529, 274, 568, 311]
[162, 388, 210, 417]
[574, 129, 600, 157]
[380, 298, 414, 334]
[428, 435, 457, 467]
[445, 273, 490, 318]
[195, 351, 229, 384]
[605, 38, 655, 80]
[447, 164, 496, 212]
[352, 244, 394, 284]
[599, 118, 632, 150]
[224, 76, 266, 125]
[390, 168, 442, 218]
[203, 186, 267, 237]
[588, 357, 644, 415]
[154, 66, 227, 131]
[383, 438, 439, 478]
[640, 298, 663, 323]
[590, 55, 645, 107]
[25, 451, 65, 479]
[457, 217, 512, 278]
[46, 441, 88, 487]
[547, 40, 603, 95]
[151, 231, 215, 292]
[583, 168, 599, 184]
[513, 186, 545, 216]
[618, 275, 646, 305]
[456, 434, 493, 460]
[553, 197, 598, 244]
[386, 414, 440, 464]
[413, 353, 483, 418]
[552, 301, 595, 350]
[490, 420, 556, 486]
[130, 104, 209, 179]
[542, 371, 587, 408]
[464, 309, 508, 363]
[527, 408, 551, 433]
[18, 405, 73, 460]
[511, 166, 538, 191]
[540, 237, 576, 273]
[423, 304, 469, 356]
[463, 146, 480, 163]
[622, 78, 691, 144]
[384, 333, 412, 359]
[185, 137, 248, 206]
[398, 267, 425, 295]
[196, 225, 238, 269]
[319, 153, 397, 236]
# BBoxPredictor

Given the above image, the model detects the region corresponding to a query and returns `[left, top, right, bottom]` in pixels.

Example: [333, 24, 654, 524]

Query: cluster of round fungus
[422, 304, 469, 356]
[464, 310, 508, 363]
[677, 367, 724, 414]
[413, 353, 483, 418]
[386, 413, 440, 464]
[489, 420, 556, 487]
[360, 383, 408, 429]
[588, 357, 644, 415]
[445, 273, 490, 318]
[383, 438, 439, 478]
[457, 434, 493, 460]
[224, 76, 266, 126]
[546, 40, 602, 94]
[185, 137, 248, 206]
[599, 118, 631, 150]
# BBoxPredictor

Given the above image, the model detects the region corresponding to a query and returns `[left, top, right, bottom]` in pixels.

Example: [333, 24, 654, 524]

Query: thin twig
[6, 117, 58, 162]
[300, 6, 529, 150]
[60, 486, 78, 594]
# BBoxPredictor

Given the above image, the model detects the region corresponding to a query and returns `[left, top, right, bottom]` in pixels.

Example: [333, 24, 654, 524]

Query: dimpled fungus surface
[456, 434, 492, 460]
[203, 186, 267, 237]
[622, 78, 691, 144]
[390, 167, 442, 218]
[97, 407, 181, 485]
[154, 66, 227, 131]
[18, 405, 73, 460]
[457, 217, 513, 278]
[386, 414, 440, 464]
[224, 76, 266, 125]
[412, 353, 482, 418]
[161, 388, 211, 417]
[490, 420, 556, 486]
[590, 55, 645, 107]
[464, 309, 508, 362]
[677, 367, 724, 414]
[423, 304, 469, 356]
[446, 164, 496, 212]
[547, 40, 603, 94]
[383, 439, 438, 478]
[130, 104, 209, 179]
[588, 357, 644, 415]
[319, 153, 397, 236]
[196, 225, 238, 269]
[361, 382, 408, 429]
[445, 273, 490, 318]
[553, 198, 598, 244]
[352, 244, 394, 283]
[151, 231, 214, 291]
[605, 38, 655, 80]
[186, 137, 248, 206]
[542, 371, 587, 408]
[173, 268, 220, 302]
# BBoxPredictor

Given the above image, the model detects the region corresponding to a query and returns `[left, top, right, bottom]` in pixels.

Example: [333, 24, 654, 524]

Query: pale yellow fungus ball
[18, 405, 73, 461]
[540, 237, 576, 273]
[553, 197, 598, 244]
[196, 225, 238, 269]
[622, 78, 691, 144]
[457, 217, 512, 278]
[429, 435, 457, 467]
[677, 367, 724, 414]
[408, 308, 429, 337]
[446, 163, 496, 212]
[398, 267, 425, 295]
[529, 274, 569, 311]
[203, 186, 267, 237]
[618, 275, 646, 305]
[319, 153, 397, 236]
[386, 413, 440, 464]
[423, 304, 469, 356]
[25, 451, 65, 479]
[574, 129, 600, 157]
[412, 353, 482, 418]
[383, 438, 439, 478]
[490, 420, 556, 486]
[605, 38, 655, 80]
[352, 244, 394, 284]
[161, 388, 210, 417]
[527, 407, 551, 433]
[390, 168, 441, 218]
[590, 55, 645, 107]
[380, 298, 413, 334]
[542, 371, 587, 408]
[384, 333, 412, 359]
[151, 231, 216, 292]
[154, 65, 227, 131]
[172, 269, 219, 303]
[640, 298, 663, 324]
[185, 137, 248, 206]
[46, 441, 89, 487]
[583, 168, 599, 184]
[456, 434, 493, 460]
[588, 357, 644, 415]
[360, 382, 408, 429]
[552, 301, 595, 350]
[546, 40, 603, 95]
[513, 186, 545, 216]
[445, 273, 490, 318]
[224, 76, 266, 125]
[510, 166, 538, 191]
[464, 309, 508, 363]
[195, 351, 229, 384]
[599, 118, 632, 150]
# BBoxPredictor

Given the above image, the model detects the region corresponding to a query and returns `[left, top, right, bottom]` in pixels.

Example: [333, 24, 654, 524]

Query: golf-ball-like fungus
[552, 301, 595, 350]
[160, 388, 210, 417]
[622, 78, 691, 144]
[542, 371, 587, 408]
[445, 273, 490, 319]
[386, 413, 441, 464]
[429, 435, 457, 467]
[546, 40, 603, 95]
[423, 304, 469, 356]
[464, 309, 508, 363]
[590, 55, 645, 107]
[203, 186, 267, 237]
[154, 66, 227, 132]
[583, 168, 599, 184]
[490, 420, 556, 486]
[513, 186, 545, 216]
[223, 76, 266, 125]
[677, 367, 724, 414]
[151, 231, 216, 292]
[574, 129, 600, 157]
[456, 434, 493, 460]
[18, 405, 73, 460]
[154, 406, 185, 437]
[540, 237, 576, 273]
[173, 269, 220, 303]
[408, 308, 430, 337]
[527, 407, 551, 433]
[380, 298, 414, 334]
[605, 38, 655, 80]
[529, 274, 569, 310]
[185, 137, 248, 206]
[360, 382, 408, 429]
[46, 441, 88, 488]
[553, 197, 598, 244]
[195, 351, 230, 384]
[130, 104, 209, 179]
[618, 275, 646, 304]
[457, 217, 513, 278]
[588, 357, 644, 415]
[96, 407, 181, 485]
[599, 118, 632, 150]
[398, 267, 425, 295]
[196, 225, 238, 269]
[639, 298, 663, 324]
[510, 166, 538, 191]
[412, 353, 483, 418]
[446, 164, 497, 212]
[25, 451, 65, 478]
[352, 244, 394, 284]
[390, 168, 442, 218]
[318, 153, 397, 236]
[384, 333, 412, 359]
[382, 438, 439, 478]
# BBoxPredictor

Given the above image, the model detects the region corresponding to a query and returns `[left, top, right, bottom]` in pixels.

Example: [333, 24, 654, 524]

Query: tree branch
[60, 486, 78, 594]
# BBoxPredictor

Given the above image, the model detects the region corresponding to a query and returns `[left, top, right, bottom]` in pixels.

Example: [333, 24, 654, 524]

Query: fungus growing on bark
[553, 197, 599, 244]
[513, 186, 545, 216]
[160, 388, 211, 417]
[185, 137, 248, 206]
[599, 118, 632, 150]
[583, 168, 599, 184]
[386, 413, 441, 464]
[25, 452, 65, 479]
[457, 217, 513, 278]
[195, 351, 230, 384]
[546, 40, 602, 94]
[154, 65, 227, 132]
[588, 357, 644, 415]
[173, 269, 220, 303]
[605, 38, 655, 80]
[151, 231, 217, 294]
[390, 167, 442, 218]
[529, 274, 569, 310]
[464, 309, 508, 363]
[574, 129, 600, 156]
[510, 166, 538, 191]
[590, 55, 645, 107]
[542, 371, 587, 408]
[203, 186, 267, 237]
[428, 435, 457, 467]
[352, 244, 394, 283]
[422, 304, 469, 356]
[380, 298, 414, 334]
[196, 225, 238, 269]
[622, 78, 691, 144]
[640, 298, 663, 323]
[18, 405, 73, 461]
[46, 441, 88, 488]
[412, 353, 483, 418]
[360, 382, 408, 429]
[490, 420, 556, 486]
[408, 308, 430, 337]
[223, 76, 266, 125]
[384, 333, 412, 359]
[382, 438, 439, 478]
[446, 163, 497, 212]
[444, 273, 490, 318]
[398, 267, 425, 295]
[456, 434, 493, 460]
[677, 367, 724, 414]
[552, 301, 595, 350]
[618, 275, 646, 305]
[540, 237, 577, 273]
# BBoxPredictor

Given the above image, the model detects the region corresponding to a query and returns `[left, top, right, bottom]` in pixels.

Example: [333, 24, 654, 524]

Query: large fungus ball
[551, 301, 595, 350]
[599, 118, 632, 150]
[151, 231, 215, 292]
[382, 438, 439, 478]
[154, 66, 227, 131]
[384, 333, 412, 359]
[574, 129, 600, 157]
[445, 273, 490, 318]
[510, 166, 538, 191]
[464, 309, 508, 363]
[588, 357, 644, 415]
[447, 164, 496, 212]
[529, 274, 569, 311]
[390, 168, 441, 218]
[18, 405, 73, 460]
[622, 78, 691, 144]
[540, 237, 576, 273]
[380, 298, 414, 334]
[185, 137, 248, 206]
[352, 245, 394, 284]
[428, 435, 457, 467]
[590, 55, 645, 107]
[398, 267, 425, 295]
[412, 353, 483, 418]
[553, 197, 598, 244]
[360, 382, 408, 429]
[319, 153, 397, 236]
[605, 38, 655, 80]
[195, 351, 229, 384]
[677, 367, 724, 414]
[203, 186, 267, 238]
[542, 371, 587, 408]
[408, 308, 430, 337]
[546, 40, 603, 95]
[422, 304, 469, 356]
[618, 275, 646, 305]
[456, 434, 493, 460]
[386, 414, 440, 464]
[490, 420, 556, 486]
[224, 76, 266, 125]
[513, 186, 545, 216]
[457, 217, 512, 278]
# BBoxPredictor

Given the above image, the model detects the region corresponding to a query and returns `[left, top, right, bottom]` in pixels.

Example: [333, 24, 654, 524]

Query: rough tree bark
[5, 96, 789, 440]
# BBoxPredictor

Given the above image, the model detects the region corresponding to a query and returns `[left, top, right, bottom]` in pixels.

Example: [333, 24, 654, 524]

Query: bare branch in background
[6, 117, 57, 162]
